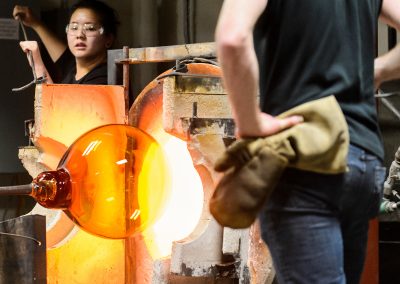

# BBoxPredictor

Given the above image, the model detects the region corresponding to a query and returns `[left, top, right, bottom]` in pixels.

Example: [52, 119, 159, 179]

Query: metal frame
[107, 42, 217, 119]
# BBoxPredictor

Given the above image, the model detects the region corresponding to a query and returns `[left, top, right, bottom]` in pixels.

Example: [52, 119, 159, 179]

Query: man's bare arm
[375, 0, 400, 87]
[215, 0, 302, 138]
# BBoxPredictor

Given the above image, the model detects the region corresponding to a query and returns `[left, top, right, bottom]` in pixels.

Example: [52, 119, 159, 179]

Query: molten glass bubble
[33, 124, 171, 239]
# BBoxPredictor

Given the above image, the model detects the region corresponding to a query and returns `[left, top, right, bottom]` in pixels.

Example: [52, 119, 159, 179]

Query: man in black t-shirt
[216, 0, 400, 283]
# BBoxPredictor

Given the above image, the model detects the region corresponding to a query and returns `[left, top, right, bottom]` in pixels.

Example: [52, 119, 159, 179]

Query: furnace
[14, 42, 274, 283]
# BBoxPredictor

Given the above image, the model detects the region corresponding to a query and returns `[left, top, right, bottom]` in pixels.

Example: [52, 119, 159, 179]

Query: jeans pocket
[368, 166, 386, 219]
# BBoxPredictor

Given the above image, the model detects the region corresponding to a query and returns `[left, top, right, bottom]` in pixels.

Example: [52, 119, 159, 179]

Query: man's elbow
[216, 30, 248, 58]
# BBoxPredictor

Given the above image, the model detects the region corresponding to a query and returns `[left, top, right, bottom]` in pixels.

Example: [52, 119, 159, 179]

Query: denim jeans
[259, 144, 386, 284]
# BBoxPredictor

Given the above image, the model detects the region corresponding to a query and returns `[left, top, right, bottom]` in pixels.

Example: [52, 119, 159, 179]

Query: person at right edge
[215, 0, 400, 283]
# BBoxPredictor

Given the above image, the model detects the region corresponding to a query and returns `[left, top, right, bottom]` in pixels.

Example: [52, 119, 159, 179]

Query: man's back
[255, 0, 384, 159]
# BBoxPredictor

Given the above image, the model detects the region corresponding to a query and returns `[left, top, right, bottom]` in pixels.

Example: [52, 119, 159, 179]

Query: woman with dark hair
[13, 0, 120, 84]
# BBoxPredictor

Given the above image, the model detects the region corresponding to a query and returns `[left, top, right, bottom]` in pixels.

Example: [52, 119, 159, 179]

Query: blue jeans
[259, 145, 386, 284]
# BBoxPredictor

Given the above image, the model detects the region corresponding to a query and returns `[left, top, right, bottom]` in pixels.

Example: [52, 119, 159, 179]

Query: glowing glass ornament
[0, 124, 171, 239]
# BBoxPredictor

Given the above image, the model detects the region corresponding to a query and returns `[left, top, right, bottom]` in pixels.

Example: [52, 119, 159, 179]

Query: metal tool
[375, 91, 400, 121]
[12, 16, 46, 92]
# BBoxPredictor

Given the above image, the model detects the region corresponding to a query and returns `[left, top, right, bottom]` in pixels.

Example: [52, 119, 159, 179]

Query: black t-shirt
[54, 49, 108, 85]
[254, 0, 384, 160]
[53, 49, 134, 106]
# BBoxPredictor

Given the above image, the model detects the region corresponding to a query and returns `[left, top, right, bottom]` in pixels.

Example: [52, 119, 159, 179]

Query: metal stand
[0, 214, 46, 283]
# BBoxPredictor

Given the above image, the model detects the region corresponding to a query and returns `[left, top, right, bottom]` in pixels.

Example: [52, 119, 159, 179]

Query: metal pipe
[123, 46, 130, 121]
[381, 97, 400, 121]
[0, 184, 32, 196]
[12, 16, 47, 92]
[17, 18, 37, 82]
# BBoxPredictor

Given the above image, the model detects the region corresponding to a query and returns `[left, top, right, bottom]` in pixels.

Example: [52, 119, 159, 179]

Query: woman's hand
[19, 40, 40, 62]
[19, 41, 48, 79]
[13, 5, 41, 29]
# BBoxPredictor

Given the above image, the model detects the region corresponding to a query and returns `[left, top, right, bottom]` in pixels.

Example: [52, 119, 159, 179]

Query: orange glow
[33, 84, 128, 283]
[47, 229, 125, 284]
[142, 130, 204, 258]
[129, 63, 222, 259]
[34, 84, 126, 170]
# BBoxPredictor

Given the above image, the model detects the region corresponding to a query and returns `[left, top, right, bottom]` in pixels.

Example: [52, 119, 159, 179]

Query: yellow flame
[142, 131, 204, 259]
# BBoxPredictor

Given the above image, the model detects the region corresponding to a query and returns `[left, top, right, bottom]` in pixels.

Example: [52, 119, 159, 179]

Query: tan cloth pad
[210, 95, 349, 228]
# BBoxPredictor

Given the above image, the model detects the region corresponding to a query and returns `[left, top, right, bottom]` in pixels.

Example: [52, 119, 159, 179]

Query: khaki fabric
[210, 95, 349, 228]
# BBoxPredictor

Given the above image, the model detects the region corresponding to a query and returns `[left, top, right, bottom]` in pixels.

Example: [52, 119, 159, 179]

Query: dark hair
[70, 0, 120, 37]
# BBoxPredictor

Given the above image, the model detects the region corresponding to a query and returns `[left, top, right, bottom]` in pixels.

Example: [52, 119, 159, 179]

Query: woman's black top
[54, 49, 108, 85]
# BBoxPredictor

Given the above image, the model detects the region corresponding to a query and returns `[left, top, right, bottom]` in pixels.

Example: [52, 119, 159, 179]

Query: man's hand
[236, 112, 304, 138]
